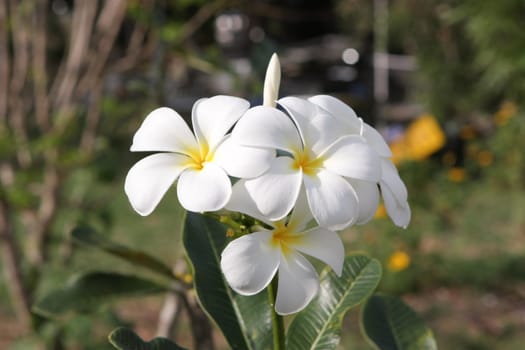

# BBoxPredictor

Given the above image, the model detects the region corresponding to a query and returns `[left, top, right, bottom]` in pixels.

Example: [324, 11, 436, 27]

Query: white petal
[177, 162, 231, 212]
[131, 107, 198, 153]
[226, 179, 273, 226]
[278, 96, 343, 155]
[293, 227, 344, 276]
[381, 159, 408, 203]
[304, 170, 359, 230]
[321, 135, 381, 182]
[221, 231, 279, 295]
[277, 97, 316, 145]
[287, 188, 314, 232]
[349, 179, 380, 225]
[232, 106, 303, 154]
[275, 251, 319, 315]
[379, 160, 410, 228]
[125, 153, 191, 216]
[380, 181, 411, 228]
[213, 135, 275, 178]
[308, 95, 361, 132]
[244, 157, 303, 221]
[192, 96, 250, 151]
[308, 95, 392, 158]
[363, 123, 392, 157]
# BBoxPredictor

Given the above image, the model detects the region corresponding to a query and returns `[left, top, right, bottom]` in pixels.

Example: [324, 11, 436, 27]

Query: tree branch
[0, 0, 9, 124]
[156, 292, 182, 339]
[111, 0, 153, 72]
[8, 0, 32, 167]
[52, 0, 97, 109]
[79, 81, 102, 153]
[32, 0, 50, 131]
[77, 0, 127, 96]
[32, 162, 60, 265]
[0, 199, 31, 330]
[175, 0, 236, 46]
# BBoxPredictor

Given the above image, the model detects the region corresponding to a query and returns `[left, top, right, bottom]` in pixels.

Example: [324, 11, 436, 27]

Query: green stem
[268, 276, 285, 350]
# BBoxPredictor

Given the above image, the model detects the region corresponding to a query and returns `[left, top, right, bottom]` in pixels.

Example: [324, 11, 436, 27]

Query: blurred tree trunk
[0, 0, 233, 345]
[0, 0, 131, 332]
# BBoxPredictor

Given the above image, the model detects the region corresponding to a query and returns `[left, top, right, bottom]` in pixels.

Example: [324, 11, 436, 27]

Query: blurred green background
[0, 0, 524, 349]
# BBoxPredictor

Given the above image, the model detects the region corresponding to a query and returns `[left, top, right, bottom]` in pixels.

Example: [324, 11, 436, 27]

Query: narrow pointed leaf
[33, 272, 166, 318]
[183, 213, 273, 350]
[72, 226, 177, 280]
[286, 253, 382, 350]
[361, 294, 438, 350]
[109, 327, 188, 350]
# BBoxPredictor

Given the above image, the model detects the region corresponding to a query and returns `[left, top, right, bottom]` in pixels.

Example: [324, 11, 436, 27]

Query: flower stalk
[268, 275, 285, 350]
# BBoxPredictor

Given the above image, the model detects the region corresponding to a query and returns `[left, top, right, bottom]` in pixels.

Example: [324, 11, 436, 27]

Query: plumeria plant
[34, 54, 436, 350]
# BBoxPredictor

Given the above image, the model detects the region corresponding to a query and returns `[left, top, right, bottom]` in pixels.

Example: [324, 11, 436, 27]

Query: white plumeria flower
[230, 96, 382, 230]
[309, 95, 411, 228]
[125, 95, 274, 215]
[222, 188, 344, 315]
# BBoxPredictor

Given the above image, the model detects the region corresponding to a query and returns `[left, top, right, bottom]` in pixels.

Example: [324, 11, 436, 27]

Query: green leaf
[361, 294, 438, 350]
[183, 213, 273, 350]
[33, 272, 166, 318]
[109, 327, 188, 350]
[72, 226, 175, 280]
[286, 253, 382, 350]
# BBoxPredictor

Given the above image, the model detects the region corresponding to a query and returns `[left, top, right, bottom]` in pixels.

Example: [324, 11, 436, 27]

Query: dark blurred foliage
[387, 0, 525, 120]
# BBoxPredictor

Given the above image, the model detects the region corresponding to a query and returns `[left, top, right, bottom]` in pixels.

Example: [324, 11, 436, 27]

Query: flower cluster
[125, 54, 410, 315]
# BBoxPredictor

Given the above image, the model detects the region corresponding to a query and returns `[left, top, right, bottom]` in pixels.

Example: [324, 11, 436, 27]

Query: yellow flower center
[270, 222, 303, 256]
[186, 142, 214, 170]
[292, 151, 323, 176]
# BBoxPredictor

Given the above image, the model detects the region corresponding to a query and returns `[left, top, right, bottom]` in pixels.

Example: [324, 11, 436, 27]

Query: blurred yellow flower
[477, 150, 493, 167]
[389, 138, 410, 165]
[405, 114, 446, 160]
[493, 101, 517, 126]
[387, 251, 411, 272]
[390, 114, 446, 164]
[448, 167, 466, 182]
[374, 203, 388, 219]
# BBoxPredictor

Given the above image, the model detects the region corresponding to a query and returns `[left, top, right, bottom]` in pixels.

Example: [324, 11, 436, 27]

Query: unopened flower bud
[263, 53, 281, 108]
